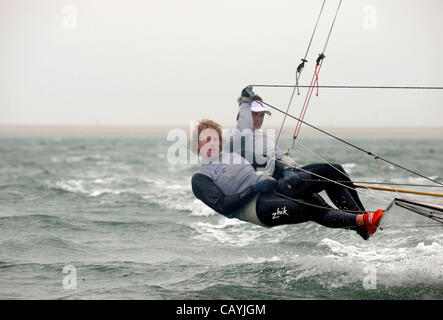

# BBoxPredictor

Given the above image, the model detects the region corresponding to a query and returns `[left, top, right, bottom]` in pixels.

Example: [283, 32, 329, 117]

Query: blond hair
[190, 119, 223, 154]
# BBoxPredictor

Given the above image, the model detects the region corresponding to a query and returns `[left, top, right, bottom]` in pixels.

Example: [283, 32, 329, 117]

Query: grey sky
[0, 0, 442, 128]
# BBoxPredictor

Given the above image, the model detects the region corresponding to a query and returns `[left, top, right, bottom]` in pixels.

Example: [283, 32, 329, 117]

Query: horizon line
[0, 124, 442, 138]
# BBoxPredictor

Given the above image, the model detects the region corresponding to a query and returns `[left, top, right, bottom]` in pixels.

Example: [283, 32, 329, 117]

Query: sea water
[0, 136, 442, 299]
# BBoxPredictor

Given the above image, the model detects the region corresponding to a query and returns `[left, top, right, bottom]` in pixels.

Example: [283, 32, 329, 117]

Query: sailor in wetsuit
[226, 86, 373, 235]
[190, 118, 385, 240]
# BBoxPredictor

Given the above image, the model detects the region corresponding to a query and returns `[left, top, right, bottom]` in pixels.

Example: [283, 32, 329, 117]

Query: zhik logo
[272, 207, 289, 220]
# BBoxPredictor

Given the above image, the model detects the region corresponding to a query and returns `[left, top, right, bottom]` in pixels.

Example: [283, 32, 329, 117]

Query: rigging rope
[292, 63, 320, 145]
[291, 0, 342, 143]
[278, 128, 443, 226]
[275, 158, 392, 206]
[355, 185, 443, 198]
[274, 190, 370, 214]
[253, 1, 442, 227]
[321, 0, 342, 55]
[301, 180, 443, 188]
[275, 0, 326, 149]
[373, 156, 402, 198]
[251, 84, 443, 90]
[295, 0, 326, 94]
[261, 99, 443, 186]
[290, 138, 394, 203]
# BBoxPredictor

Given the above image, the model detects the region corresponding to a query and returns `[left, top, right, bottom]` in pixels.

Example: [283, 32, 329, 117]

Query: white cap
[250, 100, 272, 115]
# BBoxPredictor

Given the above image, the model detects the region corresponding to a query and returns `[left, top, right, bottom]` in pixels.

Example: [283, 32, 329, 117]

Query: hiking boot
[362, 209, 385, 236]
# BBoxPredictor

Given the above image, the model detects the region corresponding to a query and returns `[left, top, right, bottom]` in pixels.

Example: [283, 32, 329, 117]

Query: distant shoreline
[0, 125, 442, 138]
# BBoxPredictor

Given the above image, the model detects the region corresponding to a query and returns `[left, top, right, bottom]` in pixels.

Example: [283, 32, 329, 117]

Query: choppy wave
[46, 179, 138, 198]
[190, 218, 262, 247]
[189, 199, 216, 217]
[317, 238, 443, 288]
[189, 216, 291, 248]
[342, 162, 357, 173]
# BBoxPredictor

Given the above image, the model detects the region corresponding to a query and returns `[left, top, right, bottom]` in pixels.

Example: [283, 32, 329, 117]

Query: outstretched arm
[236, 102, 253, 130]
[236, 86, 255, 131]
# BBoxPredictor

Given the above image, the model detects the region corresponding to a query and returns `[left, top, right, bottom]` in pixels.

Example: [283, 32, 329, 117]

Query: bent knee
[331, 163, 346, 173]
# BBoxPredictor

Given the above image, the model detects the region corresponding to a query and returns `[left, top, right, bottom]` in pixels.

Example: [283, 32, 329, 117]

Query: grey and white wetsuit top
[196, 152, 262, 197]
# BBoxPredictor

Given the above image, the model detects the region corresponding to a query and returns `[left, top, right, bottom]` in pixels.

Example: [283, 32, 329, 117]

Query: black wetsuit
[256, 163, 365, 228]
[285, 163, 365, 212]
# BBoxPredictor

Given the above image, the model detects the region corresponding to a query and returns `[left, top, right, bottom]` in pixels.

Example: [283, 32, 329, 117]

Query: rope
[321, 0, 342, 54]
[251, 0, 441, 228]
[274, 191, 370, 214]
[354, 185, 443, 198]
[295, 0, 326, 95]
[292, 63, 320, 143]
[274, 169, 443, 227]
[301, 180, 443, 187]
[275, 159, 392, 209]
[275, 0, 326, 148]
[313, 56, 324, 97]
[374, 156, 402, 199]
[282, 139, 443, 217]
[277, 140, 443, 228]
[275, 188, 443, 228]
[275, 181, 443, 228]
[289, 1, 342, 142]
[290, 138, 393, 204]
[251, 84, 443, 90]
[302, 0, 326, 65]
[260, 99, 443, 186]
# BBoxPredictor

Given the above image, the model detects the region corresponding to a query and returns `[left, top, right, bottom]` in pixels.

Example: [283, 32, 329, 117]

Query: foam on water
[141, 177, 195, 212]
[342, 162, 357, 173]
[189, 199, 216, 217]
[316, 237, 443, 288]
[190, 217, 262, 247]
[48, 179, 138, 198]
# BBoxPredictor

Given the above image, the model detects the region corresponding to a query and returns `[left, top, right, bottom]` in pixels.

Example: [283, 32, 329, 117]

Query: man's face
[252, 111, 265, 130]
[198, 128, 220, 158]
